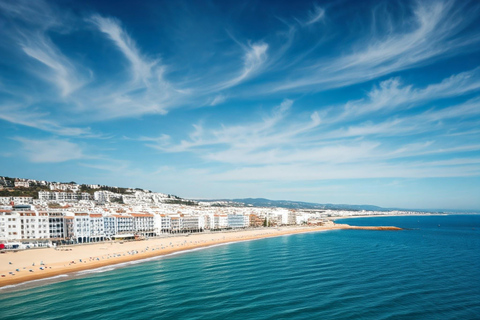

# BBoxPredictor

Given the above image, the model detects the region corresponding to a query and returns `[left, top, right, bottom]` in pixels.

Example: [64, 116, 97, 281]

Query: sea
[1, 215, 479, 320]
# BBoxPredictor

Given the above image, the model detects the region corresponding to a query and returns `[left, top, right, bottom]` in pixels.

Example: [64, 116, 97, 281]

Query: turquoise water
[1, 215, 479, 319]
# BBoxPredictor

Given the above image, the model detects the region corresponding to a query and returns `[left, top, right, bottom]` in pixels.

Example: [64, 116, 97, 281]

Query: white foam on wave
[1, 231, 323, 290]
[75, 266, 117, 275]
[71, 240, 258, 276]
[0, 274, 69, 291]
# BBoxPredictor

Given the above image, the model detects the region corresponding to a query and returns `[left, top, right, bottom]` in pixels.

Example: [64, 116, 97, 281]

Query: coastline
[0, 222, 401, 289]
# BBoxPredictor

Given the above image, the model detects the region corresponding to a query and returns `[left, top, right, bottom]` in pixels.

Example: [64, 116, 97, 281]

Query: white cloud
[304, 5, 325, 26]
[210, 161, 480, 182]
[0, 0, 479, 193]
[271, 0, 480, 93]
[0, 108, 92, 137]
[211, 42, 269, 91]
[14, 138, 86, 163]
[1, 0, 478, 128]
[314, 68, 480, 127]
[145, 99, 317, 153]
[209, 94, 227, 106]
[0, 0, 67, 30]
[140, 82, 480, 183]
[20, 36, 88, 96]
[0, 0, 88, 97]
[89, 15, 158, 85]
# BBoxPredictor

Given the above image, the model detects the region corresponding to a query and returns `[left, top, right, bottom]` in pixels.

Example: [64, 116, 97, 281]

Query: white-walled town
[0, 176, 421, 250]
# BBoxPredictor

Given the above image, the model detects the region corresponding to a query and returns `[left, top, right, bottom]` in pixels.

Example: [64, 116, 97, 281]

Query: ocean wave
[0, 274, 69, 291]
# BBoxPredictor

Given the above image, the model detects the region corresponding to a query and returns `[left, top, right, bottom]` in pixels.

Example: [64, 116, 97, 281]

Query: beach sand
[0, 222, 400, 288]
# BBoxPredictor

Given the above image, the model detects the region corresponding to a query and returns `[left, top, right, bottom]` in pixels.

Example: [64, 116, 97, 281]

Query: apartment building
[74, 213, 91, 243]
[115, 215, 135, 235]
[104, 216, 116, 238]
[132, 213, 155, 237]
[0, 210, 21, 241]
[14, 181, 30, 188]
[19, 211, 49, 240]
[48, 211, 67, 240]
[12, 196, 33, 204]
[213, 214, 229, 229]
[90, 214, 106, 242]
[39, 191, 91, 202]
[182, 215, 201, 232]
[170, 216, 181, 233]
[153, 214, 171, 234]
[227, 214, 247, 229]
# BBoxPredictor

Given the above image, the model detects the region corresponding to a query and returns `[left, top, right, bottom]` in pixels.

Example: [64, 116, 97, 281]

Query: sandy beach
[0, 222, 401, 288]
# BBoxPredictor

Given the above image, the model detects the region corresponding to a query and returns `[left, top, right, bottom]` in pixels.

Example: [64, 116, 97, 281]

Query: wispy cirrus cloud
[209, 160, 480, 181]
[0, 0, 478, 209]
[0, 105, 93, 137]
[321, 97, 480, 141]
[13, 138, 87, 163]
[141, 73, 480, 180]
[270, 0, 480, 93]
[89, 15, 159, 85]
[0, 0, 89, 97]
[1, 0, 479, 129]
[310, 67, 480, 131]
[145, 99, 321, 154]
[302, 5, 325, 26]
[20, 36, 89, 97]
[204, 41, 269, 92]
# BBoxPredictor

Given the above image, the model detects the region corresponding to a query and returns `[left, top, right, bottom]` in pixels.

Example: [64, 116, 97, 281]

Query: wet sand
[0, 223, 401, 288]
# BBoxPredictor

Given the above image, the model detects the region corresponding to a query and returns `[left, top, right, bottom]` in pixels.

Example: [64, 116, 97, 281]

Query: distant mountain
[223, 198, 477, 213]
[202, 197, 386, 211]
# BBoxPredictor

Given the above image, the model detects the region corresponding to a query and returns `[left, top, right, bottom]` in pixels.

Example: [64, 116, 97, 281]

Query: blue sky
[1, 0, 479, 210]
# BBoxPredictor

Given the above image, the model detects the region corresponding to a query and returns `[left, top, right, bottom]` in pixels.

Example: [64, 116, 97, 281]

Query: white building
[132, 213, 155, 237]
[48, 211, 67, 240]
[114, 215, 134, 235]
[280, 210, 297, 225]
[104, 216, 116, 238]
[95, 191, 122, 203]
[15, 181, 30, 188]
[213, 215, 229, 229]
[12, 196, 33, 204]
[0, 197, 12, 205]
[19, 211, 49, 240]
[74, 213, 91, 243]
[50, 183, 80, 192]
[39, 191, 91, 202]
[296, 213, 310, 225]
[0, 210, 21, 241]
[198, 215, 209, 230]
[227, 214, 247, 228]
[154, 214, 171, 234]
[243, 215, 250, 228]
[90, 214, 105, 242]
[182, 215, 201, 232]
[170, 216, 181, 233]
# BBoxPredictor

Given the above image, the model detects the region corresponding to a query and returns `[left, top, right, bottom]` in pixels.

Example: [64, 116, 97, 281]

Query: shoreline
[0, 223, 401, 289]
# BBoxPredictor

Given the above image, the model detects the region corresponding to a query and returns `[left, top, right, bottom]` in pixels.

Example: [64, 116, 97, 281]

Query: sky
[0, 0, 479, 211]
